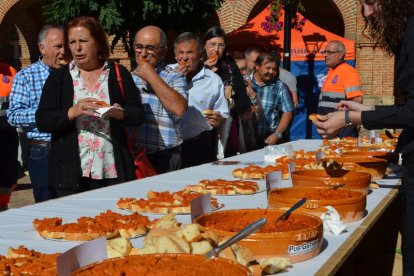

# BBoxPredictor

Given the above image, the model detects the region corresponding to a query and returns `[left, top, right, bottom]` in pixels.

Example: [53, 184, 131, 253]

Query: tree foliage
[43, 0, 223, 61]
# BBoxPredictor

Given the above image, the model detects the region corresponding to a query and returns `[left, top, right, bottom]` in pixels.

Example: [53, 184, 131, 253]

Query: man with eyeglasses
[131, 26, 187, 174]
[317, 40, 363, 137]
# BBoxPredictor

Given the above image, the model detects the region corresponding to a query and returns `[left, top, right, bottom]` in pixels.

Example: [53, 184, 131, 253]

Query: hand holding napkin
[94, 106, 124, 118]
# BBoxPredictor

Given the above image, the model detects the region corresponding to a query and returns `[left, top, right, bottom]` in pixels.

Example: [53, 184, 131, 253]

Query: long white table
[0, 140, 401, 275]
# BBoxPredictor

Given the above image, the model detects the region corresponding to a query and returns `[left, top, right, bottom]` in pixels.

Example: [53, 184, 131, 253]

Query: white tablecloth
[0, 140, 401, 275]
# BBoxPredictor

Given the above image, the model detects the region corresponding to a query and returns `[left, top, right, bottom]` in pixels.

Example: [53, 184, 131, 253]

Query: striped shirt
[318, 62, 362, 115]
[7, 60, 51, 141]
[131, 64, 187, 154]
[252, 77, 294, 137]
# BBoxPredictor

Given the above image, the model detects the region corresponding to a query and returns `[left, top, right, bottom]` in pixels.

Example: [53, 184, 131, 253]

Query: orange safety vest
[318, 62, 362, 114]
[0, 63, 17, 116]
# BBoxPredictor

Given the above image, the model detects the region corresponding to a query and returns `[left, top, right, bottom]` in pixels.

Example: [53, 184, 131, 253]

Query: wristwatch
[274, 130, 283, 139]
[345, 110, 353, 126]
[249, 95, 258, 104]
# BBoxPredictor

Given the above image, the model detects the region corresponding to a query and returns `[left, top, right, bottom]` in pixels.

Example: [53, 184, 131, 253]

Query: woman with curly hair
[313, 0, 414, 273]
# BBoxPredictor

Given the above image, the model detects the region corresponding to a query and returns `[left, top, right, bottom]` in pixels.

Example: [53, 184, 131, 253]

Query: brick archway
[0, 0, 47, 67]
[331, 0, 358, 40]
[0, 0, 20, 25]
[217, 0, 259, 33]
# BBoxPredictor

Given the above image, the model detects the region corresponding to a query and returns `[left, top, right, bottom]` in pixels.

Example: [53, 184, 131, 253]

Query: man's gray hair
[38, 25, 63, 44]
[159, 29, 167, 48]
[173, 32, 203, 54]
[330, 40, 346, 54]
[244, 47, 262, 58]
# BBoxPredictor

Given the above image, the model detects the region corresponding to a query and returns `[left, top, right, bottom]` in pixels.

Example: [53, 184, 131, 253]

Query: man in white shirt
[173, 32, 229, 167]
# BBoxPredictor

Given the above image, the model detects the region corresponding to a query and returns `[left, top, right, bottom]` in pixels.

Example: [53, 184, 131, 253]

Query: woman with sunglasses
[313, 1, 414, 273]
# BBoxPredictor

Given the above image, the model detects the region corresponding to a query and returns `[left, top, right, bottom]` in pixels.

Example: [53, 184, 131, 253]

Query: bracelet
[345, 110, 353, 126]
[249, 95, 258, 104]
[274, 130, 283, 139]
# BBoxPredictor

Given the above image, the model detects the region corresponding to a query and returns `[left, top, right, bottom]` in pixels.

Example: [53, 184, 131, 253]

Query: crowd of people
[3, 17, 310, 207]
[0, 16, 367, 206]
[0, 0, 413, 273]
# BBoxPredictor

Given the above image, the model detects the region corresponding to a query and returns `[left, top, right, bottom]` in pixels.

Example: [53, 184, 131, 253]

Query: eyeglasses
[206, 42, 226, 49]
[322, 50, 341, 56]
[133, 43, 161, 54]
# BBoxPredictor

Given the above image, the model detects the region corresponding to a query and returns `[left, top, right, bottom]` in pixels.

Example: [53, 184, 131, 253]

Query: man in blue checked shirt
[250, 52, 294, 147]
[7, 25, 65, 202]
[131, 26, 187, 174]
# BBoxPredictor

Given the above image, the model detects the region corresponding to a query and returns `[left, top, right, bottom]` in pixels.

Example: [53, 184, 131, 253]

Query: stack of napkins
[320, 206, 347, 235]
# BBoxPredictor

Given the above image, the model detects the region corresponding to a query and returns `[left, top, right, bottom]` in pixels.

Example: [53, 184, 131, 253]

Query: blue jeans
[29, 143, 52, 202]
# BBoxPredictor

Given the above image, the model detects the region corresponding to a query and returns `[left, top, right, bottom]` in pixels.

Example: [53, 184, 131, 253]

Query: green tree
[43, 0, 223, 64]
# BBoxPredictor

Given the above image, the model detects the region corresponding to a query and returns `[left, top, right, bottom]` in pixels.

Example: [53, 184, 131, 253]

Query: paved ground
[9, 175, 34, 209]
[6, 175, 403, 275]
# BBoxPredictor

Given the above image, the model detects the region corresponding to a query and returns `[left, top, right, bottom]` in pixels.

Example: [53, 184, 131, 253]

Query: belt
[148, 145, 181, 157]
[31, 140, 50, 146]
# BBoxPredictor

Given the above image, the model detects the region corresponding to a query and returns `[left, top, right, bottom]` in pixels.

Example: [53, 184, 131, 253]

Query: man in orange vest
[318, 40, 363, 137]
[0, 62, 17, 211]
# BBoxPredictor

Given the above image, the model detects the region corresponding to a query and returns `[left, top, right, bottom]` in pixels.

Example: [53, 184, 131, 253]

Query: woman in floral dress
[36, 17, 144, 197]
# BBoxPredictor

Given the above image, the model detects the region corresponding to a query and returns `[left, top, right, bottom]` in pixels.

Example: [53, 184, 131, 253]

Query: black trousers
[147, 145, 182, 174]
[182, 130, 217, 168]
[401, 152, 414, 275]
[0, 122, 18, 188]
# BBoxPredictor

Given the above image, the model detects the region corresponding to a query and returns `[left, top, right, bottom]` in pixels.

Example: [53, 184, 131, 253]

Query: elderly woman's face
[68, 26, 99, 68]
[204, 37, 225, 60]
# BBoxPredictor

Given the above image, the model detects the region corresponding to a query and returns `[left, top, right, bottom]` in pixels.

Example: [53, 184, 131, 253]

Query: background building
[0, 0, 398, 106]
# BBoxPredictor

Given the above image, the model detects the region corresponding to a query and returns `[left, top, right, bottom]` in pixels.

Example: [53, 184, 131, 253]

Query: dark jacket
[36, 62, 145, 192]
[216, 54, 251, 116]
[362, 16, 414, 154]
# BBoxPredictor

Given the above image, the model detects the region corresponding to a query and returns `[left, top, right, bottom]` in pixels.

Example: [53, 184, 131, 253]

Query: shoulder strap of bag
[114, 62, 124, 97]
[114, 62, 139, 153]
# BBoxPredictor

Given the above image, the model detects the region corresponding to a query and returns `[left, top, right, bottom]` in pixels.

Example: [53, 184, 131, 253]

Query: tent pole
[283, 0, 292, 71]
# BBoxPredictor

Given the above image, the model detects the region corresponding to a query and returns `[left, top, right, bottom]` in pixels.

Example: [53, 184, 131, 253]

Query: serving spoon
[329, 183, 346, 190]
[385, 130, 397, 139]
[204, 218, 267, 258]
[275, 197, 307, 222]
